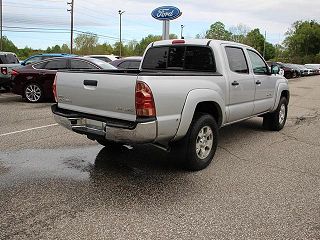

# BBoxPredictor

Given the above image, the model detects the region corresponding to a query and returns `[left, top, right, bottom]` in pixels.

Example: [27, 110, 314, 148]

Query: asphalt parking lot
[0, 76, 320, 240]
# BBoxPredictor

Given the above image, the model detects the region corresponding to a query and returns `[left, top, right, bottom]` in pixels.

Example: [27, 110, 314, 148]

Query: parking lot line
[0, 124, 59, 137]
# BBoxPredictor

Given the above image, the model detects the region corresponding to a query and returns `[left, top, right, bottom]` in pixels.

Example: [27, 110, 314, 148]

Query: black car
[110, 57, 142, 69]
[11, 57, 116, 103]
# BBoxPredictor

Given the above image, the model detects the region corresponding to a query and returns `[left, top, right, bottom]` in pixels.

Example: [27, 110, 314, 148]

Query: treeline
[1, 20, 319, 63]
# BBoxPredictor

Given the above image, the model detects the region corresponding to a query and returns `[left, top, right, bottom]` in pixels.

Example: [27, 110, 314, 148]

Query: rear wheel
[171, 113, 219, 171]
[263, 97, 288, 131]
[24, 83, 43, 103]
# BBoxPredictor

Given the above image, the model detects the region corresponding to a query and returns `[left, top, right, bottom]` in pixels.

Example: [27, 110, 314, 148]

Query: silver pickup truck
[52, 39, 289, 171]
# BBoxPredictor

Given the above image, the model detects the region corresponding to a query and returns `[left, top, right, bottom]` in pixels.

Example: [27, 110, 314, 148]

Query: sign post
[151, 6, 182, 40]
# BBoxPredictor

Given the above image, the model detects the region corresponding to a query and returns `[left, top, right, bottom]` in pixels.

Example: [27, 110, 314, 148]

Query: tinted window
[44, 59, 68, 70]
[168, 46, 184, 69]
[247, 50, 269, 74]
[128, 61, 141, 69]
[142, 47, 168, 70]
[71, 60, 96, 69]
[225, 47, 249, 74]
[185, 46, 215, 71]
[142, 46, 216, 72]
[5, 54, 19, 64]
[118, 61, 130, 69]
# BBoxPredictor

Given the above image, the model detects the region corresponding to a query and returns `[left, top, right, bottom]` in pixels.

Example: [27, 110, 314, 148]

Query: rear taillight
[135, 81, 156, 118]
[1, 67, 8, 75]
[11, 69, 19, 77]
[53, 75, 57, 102]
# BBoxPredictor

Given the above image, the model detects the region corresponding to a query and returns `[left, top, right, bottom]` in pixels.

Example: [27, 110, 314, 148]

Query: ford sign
[151, 6, 182, 21]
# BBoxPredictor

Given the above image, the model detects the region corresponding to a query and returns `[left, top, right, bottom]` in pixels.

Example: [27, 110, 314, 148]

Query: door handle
[231, 81, 239, 86]
[256, 80, 262, 85]
[83, 80, 98, 87]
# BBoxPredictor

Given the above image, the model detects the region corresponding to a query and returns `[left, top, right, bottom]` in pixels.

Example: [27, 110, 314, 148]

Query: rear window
[0, 54, 19, 64]
[142, 45, 216, 72]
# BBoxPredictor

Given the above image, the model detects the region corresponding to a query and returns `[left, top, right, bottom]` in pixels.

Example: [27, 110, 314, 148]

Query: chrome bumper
[53, 114, 157, 144]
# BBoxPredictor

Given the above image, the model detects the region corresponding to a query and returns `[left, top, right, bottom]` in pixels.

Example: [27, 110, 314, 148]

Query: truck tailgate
[56, 71, 138, 121]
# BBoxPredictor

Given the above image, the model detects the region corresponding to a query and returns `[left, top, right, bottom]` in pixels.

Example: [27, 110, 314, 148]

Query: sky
[2, 0, 320, 49]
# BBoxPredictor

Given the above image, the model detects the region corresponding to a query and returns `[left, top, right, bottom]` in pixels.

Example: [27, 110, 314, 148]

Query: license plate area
[84, 119, 105, 131]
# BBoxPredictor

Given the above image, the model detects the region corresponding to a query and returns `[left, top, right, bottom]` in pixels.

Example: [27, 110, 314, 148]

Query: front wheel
[171, 113, 219, 171]
[263, 97, 288, 131]
[24, 83, 43, 103]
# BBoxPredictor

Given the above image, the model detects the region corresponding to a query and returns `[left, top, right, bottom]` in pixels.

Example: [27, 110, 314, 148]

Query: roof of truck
[152, 39, 251, 49]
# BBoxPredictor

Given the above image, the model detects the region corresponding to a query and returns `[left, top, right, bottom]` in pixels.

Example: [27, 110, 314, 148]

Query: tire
[171, 113, 219, 171]
[24, 83, 43, 103]
[96, 139, 124, 150]
[263, 97, 288, 131]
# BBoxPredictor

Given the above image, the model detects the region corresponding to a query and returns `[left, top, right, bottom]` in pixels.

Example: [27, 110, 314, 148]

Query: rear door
[224, 45, 255, 122]
[246, 49, 277, 114]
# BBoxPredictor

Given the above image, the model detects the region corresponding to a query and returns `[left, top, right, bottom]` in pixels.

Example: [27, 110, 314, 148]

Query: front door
[224, 46, 256, 123]
[246, 50, 277, 114]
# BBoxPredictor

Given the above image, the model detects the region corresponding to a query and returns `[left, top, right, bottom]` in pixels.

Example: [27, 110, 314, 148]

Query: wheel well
[194, 101, 222, 127]
[281, 90, 290, 102]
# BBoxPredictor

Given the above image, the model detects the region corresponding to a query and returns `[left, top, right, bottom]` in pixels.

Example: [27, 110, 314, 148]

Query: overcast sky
[2, 0, 320, 49]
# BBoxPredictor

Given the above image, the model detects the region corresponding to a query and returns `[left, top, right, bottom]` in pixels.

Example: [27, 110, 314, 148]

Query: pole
[263, 30, 266, 58]
[67, 0, 74, 54]
[180, 25, 184, 39]
[162, 20, 169, 40]
[118, 10, 125, 57]
[0, 0, 3, 51]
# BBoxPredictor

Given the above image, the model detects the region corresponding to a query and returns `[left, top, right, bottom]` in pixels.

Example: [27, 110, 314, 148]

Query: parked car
[109, 56, 142, 69]
[52, 39, 289, 171]
[21, 53, 77, 66]
[11, 57, 116, 103]
[294, 65, 309, 76]
[0, 52, 21, 90]
[305, 65, 320, 75]
[84, 54, 120, 63]
[274, 62, 295, 79]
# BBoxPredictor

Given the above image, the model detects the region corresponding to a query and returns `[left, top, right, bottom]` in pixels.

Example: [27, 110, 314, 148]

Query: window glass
[247, 50, 269, 74]
[5, 54, 19, 64]
[225, 47, 249, 74]
[70, 60, 96, 69]
[25, 56, 42, 65]
[185, 46, 215, 71]
[88, 58, 116, 69]
[142, 46, 216, 72]
[44, 59, 68, 70]
[142, 47, 168, 70]
[118, 61, 130, 69]
[167, 46, 184, 69]
[33, 62, 47, 69]
[128, 61, 141, 69]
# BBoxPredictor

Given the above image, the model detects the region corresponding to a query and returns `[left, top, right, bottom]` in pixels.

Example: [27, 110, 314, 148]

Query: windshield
[88, 58, 117, 70]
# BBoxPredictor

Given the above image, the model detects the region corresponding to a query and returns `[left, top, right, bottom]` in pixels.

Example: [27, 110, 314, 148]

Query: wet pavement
[0, 76, 320, 239]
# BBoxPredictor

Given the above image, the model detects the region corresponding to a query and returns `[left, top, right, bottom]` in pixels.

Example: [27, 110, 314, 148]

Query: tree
[74, 33, 99, 55]
[229, 24, 250, 43]
[61, 44, 70, 53]
[244, 28, 265, 53]
[205, 22, 232, 40]
[1, 36, 18, 53]
[284, 20, 320, 63]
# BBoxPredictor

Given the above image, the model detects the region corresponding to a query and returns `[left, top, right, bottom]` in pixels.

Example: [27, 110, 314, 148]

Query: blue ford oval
[151, 6, 182, 21]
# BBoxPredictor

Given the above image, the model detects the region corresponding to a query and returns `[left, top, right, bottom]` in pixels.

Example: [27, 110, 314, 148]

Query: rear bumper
[52, 104, 157, 144]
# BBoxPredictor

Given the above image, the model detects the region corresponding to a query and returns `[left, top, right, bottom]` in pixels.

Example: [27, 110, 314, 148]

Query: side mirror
[271, 64, 280, 75]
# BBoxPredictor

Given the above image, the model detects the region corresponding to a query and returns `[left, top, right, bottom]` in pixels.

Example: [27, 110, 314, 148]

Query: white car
[84, 54, 120, 63]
